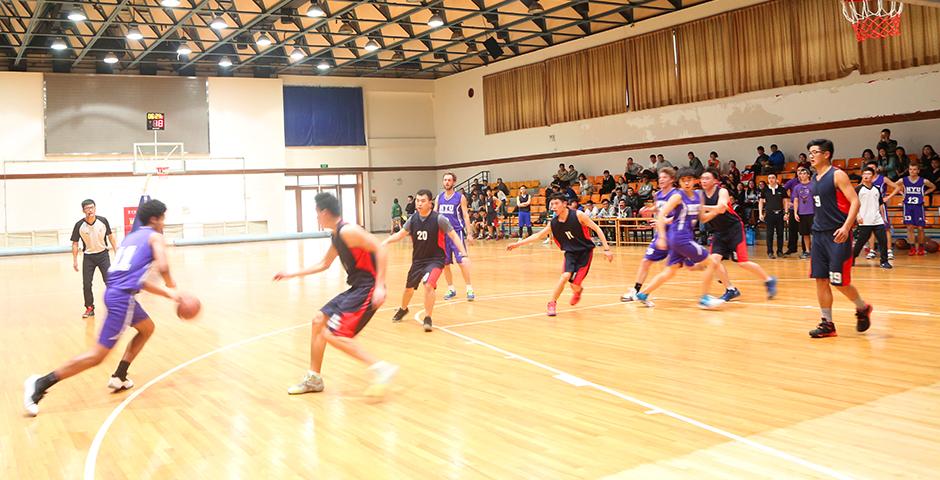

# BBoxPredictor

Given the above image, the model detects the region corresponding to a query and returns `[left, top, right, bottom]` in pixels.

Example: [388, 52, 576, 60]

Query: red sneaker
[570, 289, 582, 306]
[547, 301, 557, 317]
[917, 246, 926, 256]
[909, 247, 917, 256]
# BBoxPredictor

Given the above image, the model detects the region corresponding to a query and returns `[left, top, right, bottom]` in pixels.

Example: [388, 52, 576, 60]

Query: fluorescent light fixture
[218, 56, 233, 67]
[67, 6, 86, 21]
[161, 0, 181, 7]
[127, 24, 143, 41]
[306, 2, 325, 18]
[317, 60, 330, 70]
[51, 37, 68, 50]
[290, 47, 305, 61]
[104, 52, 119, 64]
[364, 39, 380, 51]
[257, 33, 272, 47]
[210, 16, 228, 30]
[428, 13, 444, 28]
[177, 42, 192, 56]
[338, 22, 355, 35]
[527, 1, 544, 14]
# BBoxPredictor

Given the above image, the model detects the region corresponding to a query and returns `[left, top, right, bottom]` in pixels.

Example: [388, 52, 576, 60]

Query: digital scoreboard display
[147, 112, 165, 131]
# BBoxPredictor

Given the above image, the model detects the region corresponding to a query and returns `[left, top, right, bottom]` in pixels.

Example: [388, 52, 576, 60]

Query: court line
[411, 310, 855, 480]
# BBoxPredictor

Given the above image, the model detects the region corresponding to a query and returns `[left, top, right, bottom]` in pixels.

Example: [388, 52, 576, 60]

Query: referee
[71, 199, 117, 318]
[759, 174, 786, 259]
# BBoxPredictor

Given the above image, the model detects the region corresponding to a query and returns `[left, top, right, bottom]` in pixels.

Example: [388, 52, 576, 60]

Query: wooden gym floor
[2, 238, 939, 479]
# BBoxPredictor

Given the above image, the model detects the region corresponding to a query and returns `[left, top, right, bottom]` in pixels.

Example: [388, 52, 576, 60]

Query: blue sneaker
[765, 276, 778, 300]
[699, 295, 725, 310]
[443, 289, 457, 301]
[719, 288, 741, 302]
[635, 292, 654, 307]
[466, 288, 475, 302]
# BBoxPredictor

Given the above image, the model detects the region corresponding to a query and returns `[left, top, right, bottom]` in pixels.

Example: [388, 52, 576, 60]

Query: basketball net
[842, 0, 904, 42]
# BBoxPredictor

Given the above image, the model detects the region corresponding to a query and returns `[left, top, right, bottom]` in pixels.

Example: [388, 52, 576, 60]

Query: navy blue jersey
[551, 209, 595, 253]
[812, 167, 850, 232]
[332, 222, 377, 287]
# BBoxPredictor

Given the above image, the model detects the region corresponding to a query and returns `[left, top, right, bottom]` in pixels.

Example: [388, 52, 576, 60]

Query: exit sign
[320, 164, 328, 168]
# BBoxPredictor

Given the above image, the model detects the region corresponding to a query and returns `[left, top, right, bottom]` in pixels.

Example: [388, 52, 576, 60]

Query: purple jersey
[903, 176, 925, 206]
[437, 191, 465, 231]
[107, 226, 156, 291]
[791, 182, 815, 216]
[652, 188, 678, 240]
[872, 174, 887, 195]
[668, 190, 701, 241]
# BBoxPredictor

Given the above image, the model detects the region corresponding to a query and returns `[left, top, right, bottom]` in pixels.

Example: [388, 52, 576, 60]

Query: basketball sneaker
[917, 246, 926, 256]
[800, 251, 810, 259]
[698, 295, 725, 310]
[881, 262, 893, 269]
[809, 320, 837, 338]
[634, 292, 654, 307]
[719, 288, 741, 302]
[620, 288, 638, 302]
[288, 371, 324, 395]
[866, 250, 877, 259]
[364, 361, 399, 397]
[765, 276, 778, 300]
[888, 249, 895, 260]
[547, 301, 557, 317]
[423, 316, 433, 332]
[908, 247, 916, 256]
[391, 307, 409, 322]
[107, 376, 134, 392]
[570, 289, 582, 306]
[855, 304, 873, 333]
[23, 374, 42, 417]
[466, 287, 475, 302]
[82, 306, 95, 318]
[443, 289, 457, 301]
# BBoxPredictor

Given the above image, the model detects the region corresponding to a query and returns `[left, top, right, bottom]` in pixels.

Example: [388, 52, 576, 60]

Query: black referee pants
[765, 211, 785, 255]
[853, 225, 889, 263]
[83, 251, 110, 308]
[786, 209, 799, 254]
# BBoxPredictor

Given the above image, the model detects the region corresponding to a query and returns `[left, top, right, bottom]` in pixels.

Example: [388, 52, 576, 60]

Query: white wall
[0, 72, 44, 162]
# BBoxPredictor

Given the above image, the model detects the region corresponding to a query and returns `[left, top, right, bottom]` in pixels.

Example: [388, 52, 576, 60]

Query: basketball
[176, 293, 202, 320]
[926, 240, 939, 253]
[895, 238, 909, 250]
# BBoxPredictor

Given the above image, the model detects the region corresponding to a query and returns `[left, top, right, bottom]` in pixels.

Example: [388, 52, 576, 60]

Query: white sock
[466, 284, 473, 291]
[369, 361, 388, 372]
[446, 285, 456, 292]
[308, 370, 321, 377]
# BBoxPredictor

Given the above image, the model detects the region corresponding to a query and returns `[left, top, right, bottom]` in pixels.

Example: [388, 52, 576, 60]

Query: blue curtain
[283, 86, 366, 146]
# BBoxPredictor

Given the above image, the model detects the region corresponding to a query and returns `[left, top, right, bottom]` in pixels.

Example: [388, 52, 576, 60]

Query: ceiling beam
[176, 0, 293, 69]
[127, 0, 212, 68]
[13, 0, 45, 65]
[71, 0, 132, 67]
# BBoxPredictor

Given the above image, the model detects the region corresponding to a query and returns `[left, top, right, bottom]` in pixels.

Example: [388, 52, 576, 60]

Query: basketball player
[621, 167, 678, 301]
[699, 167, 778, 302]
[517, 185, 533, 238]
[24, 200, 181, 416]
[506, 194, 613, 316]
[887, 163, 936, 255]
[632, 168, 725, 309]
[275, 193, 398, 396]
[436, 173, 476, 301]
[853, 167, 892, 268]
[385, 189, 470, 332]
[865, 160, 897, 260]
[806, 139, 872, 338]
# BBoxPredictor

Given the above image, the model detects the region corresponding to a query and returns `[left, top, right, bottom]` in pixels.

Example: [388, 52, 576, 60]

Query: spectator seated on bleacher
[599, 170, 616, 195]
[877, 147, 898, 180]
[708, 151, 721, 170]
[625, 157, 644, 181]
[616, 200, 633, 218]
[637, 180, 655, 201]
[495, 178, 510, 197]
[925, 157, 940, 186]
[609, 186, 625, 206]
[584, 200, 598, 217]
[625, 187, 642, 213]
[769, 144, 786, 172]
[921, 145, 939, 167]
[579, 174, 595, 196]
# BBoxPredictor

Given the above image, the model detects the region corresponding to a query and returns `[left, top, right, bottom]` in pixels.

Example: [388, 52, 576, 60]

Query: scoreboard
[146, 112, 165, 131]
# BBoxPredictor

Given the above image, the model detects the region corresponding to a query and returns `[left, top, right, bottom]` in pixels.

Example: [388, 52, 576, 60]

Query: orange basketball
[176, 293, 201, 320]
[926, 239, 939, 254]
[895, 238, 909, 250]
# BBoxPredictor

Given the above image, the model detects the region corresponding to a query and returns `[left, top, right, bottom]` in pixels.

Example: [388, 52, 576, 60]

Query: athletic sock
[634, 282, 642, 292]
[853, 297, 868, 310]
[113, 360, 131, 381]
[36, 372, 59, 394]
[821, 308, 833, 323]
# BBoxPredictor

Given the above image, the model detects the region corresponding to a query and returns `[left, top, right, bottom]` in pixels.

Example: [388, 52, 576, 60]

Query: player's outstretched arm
[274, 246, 338, 280]
[382, 226, 410, 246]
[507, 225, 551, 251]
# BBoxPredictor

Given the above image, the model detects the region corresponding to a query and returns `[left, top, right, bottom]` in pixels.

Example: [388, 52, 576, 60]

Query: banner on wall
[124, 195, 152, 235]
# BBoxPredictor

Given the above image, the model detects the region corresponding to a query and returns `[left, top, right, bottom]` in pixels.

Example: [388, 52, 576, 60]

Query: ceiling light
[210, 16, 228, 30]
[317, 60, 330, 70]
[527, 1, 545, 14]
[103, 52, 119, 64]
[428, 13, 444, 28]
[257, 33, 272, 47]
[177, 42, 192, 56]
[391, 50, 404, 61]
[467, 41, 477, 52]
[126, 24, 143, 41]
[450, 29, 464, 41]
[218, 56, 233, 67]
[290, 47, 305, 61]
[50, 37, 68, 50]
[67, 6, 86, 22]
[364, 39, 380, 52]
[306, 2, 325, 18]
[338, 22, 354, 35]
[160, 0, 181, 7]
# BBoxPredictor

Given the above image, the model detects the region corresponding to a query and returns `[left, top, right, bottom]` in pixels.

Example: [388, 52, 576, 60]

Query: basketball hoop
[842, 0, 904, 42]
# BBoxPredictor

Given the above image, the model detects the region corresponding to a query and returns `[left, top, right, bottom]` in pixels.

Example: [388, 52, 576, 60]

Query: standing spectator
[578, 173, 595, 196]
[790, 168, 815, 259]
[599, 170, 616, 195]
[896, 146, 910, 177]
[708, 151, 721, 170]
[688, 151, 705, 176]
[924, 156, 940, 186]
[391, 198, 403, 232]
[484, 189, 501, 239]
[733, 183, 748, 219]
[495, 178, 510, 197]
[920, 145, 939, 167]
[624, 157, 643, 181]
[71, 199, 117, 318]
[769, 144, 786, 172]
[405, 195, 416, 216]
[759, 174, 786, 258]
[783, 174, 801, 257]
[877, 128, 899, 168]
[516, 186, 533, 238]
[496, 188, 508, 218]
[877, 146, 897, 180]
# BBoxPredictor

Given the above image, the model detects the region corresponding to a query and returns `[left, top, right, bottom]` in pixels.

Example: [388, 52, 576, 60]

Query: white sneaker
[888, 249, 895, 260]
[698, 295, 725, 310]
[288, 371, 324, 395]
[23, 374, 41, 417]
[866, 251, 877, 259]
[107, 376, 134, 391]
[620, 288, 638, 302]
[365, 362, 399, 397]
